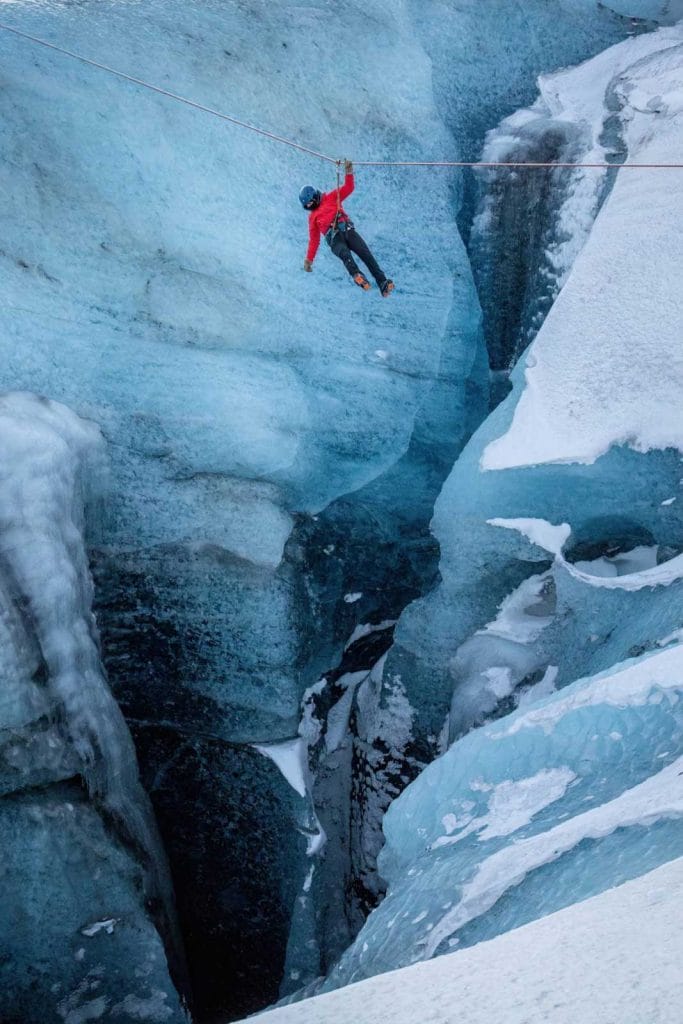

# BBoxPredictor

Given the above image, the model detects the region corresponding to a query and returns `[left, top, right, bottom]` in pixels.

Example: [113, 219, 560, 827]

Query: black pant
[328, 226, 386, 285]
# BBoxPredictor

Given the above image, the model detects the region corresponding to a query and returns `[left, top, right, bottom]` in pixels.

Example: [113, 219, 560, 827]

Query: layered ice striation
[0, 2, 484, 1012]
[322, 644, 683, 988]
[0, 393, 186, 1022]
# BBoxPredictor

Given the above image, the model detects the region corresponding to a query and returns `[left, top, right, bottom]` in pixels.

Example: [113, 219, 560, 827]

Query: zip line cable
[0, 22, 334, 163]
[2, 21, 683, 172]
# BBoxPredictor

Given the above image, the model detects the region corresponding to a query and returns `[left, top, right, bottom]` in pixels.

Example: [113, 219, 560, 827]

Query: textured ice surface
[380, 25, 683, 755]
[0, 393, 185, 1022]
[0, 3, 485, 1011]
[248, 857, 683, 1024]
[320, 646, 683, 988]
[328, 24, 683, 1000]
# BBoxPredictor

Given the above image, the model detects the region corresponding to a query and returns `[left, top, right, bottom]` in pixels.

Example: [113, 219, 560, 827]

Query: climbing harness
[2, 22, 683, 171]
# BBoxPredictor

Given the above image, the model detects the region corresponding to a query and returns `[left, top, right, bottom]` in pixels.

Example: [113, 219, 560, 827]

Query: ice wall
[377, 20, 683, 754]
[0, 393, 186, 1023]
[321, 645, 683, 988]
[333, 22, 683, 990]
[0, 2, 484, 1013]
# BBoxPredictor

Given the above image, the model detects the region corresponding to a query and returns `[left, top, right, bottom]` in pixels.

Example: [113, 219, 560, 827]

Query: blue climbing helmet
[299, 185, 321, 210]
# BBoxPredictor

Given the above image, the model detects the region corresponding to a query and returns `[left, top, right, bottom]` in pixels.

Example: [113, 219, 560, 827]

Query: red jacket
[306, 173, 354, 262]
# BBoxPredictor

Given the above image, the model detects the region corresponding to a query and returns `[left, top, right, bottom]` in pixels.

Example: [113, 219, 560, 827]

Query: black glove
[303, 258, 313, 272]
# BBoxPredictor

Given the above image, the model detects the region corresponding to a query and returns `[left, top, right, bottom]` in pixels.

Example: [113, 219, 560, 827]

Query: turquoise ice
[322, 645, 683, 988]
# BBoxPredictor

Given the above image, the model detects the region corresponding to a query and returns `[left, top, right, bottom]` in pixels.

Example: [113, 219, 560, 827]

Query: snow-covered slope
[248, 857, 683, 1024]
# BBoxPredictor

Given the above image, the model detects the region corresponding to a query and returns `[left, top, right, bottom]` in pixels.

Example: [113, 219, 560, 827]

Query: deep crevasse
[1, 3, 484, 1014]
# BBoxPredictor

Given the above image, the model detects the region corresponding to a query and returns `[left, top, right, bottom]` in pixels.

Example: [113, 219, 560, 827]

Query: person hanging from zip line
[299, 160, 394, 296]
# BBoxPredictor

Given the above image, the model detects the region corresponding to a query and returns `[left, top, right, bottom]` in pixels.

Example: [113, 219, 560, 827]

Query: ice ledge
[247, 856, 683, 1024]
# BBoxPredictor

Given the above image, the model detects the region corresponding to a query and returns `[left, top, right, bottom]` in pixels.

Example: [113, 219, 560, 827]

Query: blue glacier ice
[0, 393, 186, 1022]
[321, 21, 683, 997]
[373, 20, 683, 760]
[321, 644, 683, 988]
[2, 0, 681, 1018]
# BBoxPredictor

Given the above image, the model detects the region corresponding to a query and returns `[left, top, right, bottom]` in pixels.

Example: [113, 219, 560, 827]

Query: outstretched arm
[306, 219, 321, 263]
[339, 161, 354, 200]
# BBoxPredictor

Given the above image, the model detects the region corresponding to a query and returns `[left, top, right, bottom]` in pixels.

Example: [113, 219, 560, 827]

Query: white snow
[305, 825, 327, 858]
[344, 620, 396, 651]
[658, 628, 683, 647]
[247, 857, 683, 1024]
[572, 543, 659, 576]
[488, 517, 683, 591]
[81, 918, 117, 938]
[487, 517, 571, 555]
[496, 642, 683, 738]
[324, 671, 370, 753]
[482, 26, 683, 470]
[431, 767, 576, 848]
[516, 664, 559, 708]
[477, 572, 554, 644]
[298, 678, 328, 747]
[252, 738, 308, 798]
[565, 550, 683, 591]
[343, 593, 363, 605]
[302, 866, 315, 894]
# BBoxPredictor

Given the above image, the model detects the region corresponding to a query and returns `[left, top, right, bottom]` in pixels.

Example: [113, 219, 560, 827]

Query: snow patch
[345, 620, 396, 651]
[431, 767, 576, 848]
[81, 918, 117, 938]
[487, 518, 570, 556]
[496, 644, 683, 739]
[252, 738, 307, 798]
